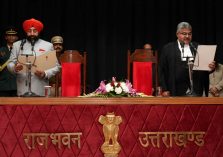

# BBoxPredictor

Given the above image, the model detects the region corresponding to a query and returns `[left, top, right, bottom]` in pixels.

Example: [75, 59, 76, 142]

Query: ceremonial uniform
[0, 27, 18, 96]
[49, 35, 63, 96]
[0, 47, 17, 96]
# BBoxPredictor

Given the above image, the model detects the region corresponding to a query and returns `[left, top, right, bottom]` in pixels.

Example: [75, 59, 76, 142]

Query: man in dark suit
[0, 26, 18, 96]
[158, 22, 215, 97]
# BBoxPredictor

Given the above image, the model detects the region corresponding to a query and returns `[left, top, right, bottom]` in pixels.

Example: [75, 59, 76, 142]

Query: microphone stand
[22, 60, 38, 97]
[22, 43, 39, 97]
[186, 58, 197, 97]
[180, 42, 197, 97]
[185, 43, 197, 97]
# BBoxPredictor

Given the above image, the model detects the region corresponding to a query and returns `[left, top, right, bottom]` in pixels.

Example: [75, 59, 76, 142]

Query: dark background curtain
[0, 0, 222, 92]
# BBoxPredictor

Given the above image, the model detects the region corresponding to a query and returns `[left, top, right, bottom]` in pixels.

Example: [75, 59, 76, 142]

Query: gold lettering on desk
[23, 132, 82, 150]
[139, 132, 205, 148]
[51, 133, 82, 149]
[24, 133, 49, 149]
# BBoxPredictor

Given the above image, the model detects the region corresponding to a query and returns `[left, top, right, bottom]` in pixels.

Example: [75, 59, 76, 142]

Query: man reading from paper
[7, 18, 60, 96]
[159, 22, 215, 97]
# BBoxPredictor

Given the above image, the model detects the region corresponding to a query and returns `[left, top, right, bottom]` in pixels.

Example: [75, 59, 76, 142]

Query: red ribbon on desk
[61, 63, 81, 97]
[133, 62, 152, 95]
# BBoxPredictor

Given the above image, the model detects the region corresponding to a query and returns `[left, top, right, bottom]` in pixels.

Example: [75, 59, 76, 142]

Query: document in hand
[17, 50, 57, 73]
[193, 45, 217, 71]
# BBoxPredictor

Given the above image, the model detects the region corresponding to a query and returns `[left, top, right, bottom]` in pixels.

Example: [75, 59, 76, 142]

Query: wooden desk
[0, 97, 222, 157]
[1, 97, 223, 105]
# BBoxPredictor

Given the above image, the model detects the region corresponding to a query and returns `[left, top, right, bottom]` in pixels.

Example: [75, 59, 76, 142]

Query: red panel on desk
[0, 105, 223, 157]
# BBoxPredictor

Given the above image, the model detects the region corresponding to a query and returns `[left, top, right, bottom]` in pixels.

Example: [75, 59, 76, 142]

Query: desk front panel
[0, 98, 223, 157]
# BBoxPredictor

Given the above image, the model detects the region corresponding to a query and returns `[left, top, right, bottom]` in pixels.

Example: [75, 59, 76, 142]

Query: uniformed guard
[0, 26, 19, 96]
[51, 36, 64, 58]
[50, 35, 64, 96]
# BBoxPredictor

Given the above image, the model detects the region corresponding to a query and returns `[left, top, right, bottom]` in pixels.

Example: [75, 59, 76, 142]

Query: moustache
[27, 36, 39, 42]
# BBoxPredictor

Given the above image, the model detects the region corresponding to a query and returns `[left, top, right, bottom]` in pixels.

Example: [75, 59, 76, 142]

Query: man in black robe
[158, 22, 215, 97]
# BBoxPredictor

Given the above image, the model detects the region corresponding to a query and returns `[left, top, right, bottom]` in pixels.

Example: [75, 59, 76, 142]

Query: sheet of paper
[17, 50, 57, 73]
[193, 45, 216, 71]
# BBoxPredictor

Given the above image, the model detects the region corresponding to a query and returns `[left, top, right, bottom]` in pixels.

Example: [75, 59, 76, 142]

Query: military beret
[23, 18, 44, 33]
[51, 36, 63, 44]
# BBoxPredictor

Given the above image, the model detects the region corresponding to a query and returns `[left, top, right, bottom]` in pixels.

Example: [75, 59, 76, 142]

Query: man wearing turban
[7, 18, 60, 96]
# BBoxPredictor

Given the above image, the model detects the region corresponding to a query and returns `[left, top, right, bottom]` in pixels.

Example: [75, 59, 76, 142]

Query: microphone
[20, 39, 34, 56]
[180, 42, 185, 59]
[180, 42, 185, 49]
[189, 42, 197, 52]
[189, 42, 197, 60]
[31, 39, 36, 51]
[9, 46, 12, 52]
[20, 39, 26, 51]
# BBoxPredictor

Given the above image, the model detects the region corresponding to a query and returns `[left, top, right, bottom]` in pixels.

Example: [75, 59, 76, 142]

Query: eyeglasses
[179, 32, 192, 36]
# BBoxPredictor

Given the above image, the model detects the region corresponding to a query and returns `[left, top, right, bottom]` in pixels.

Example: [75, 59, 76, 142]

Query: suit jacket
[158, 41, 209, 96]
[7, 39, 60, 96]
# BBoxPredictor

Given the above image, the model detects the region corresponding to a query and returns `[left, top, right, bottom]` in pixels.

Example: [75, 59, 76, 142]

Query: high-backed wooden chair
[127, 49, 158, 95]
[56, 50, 86, 97]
